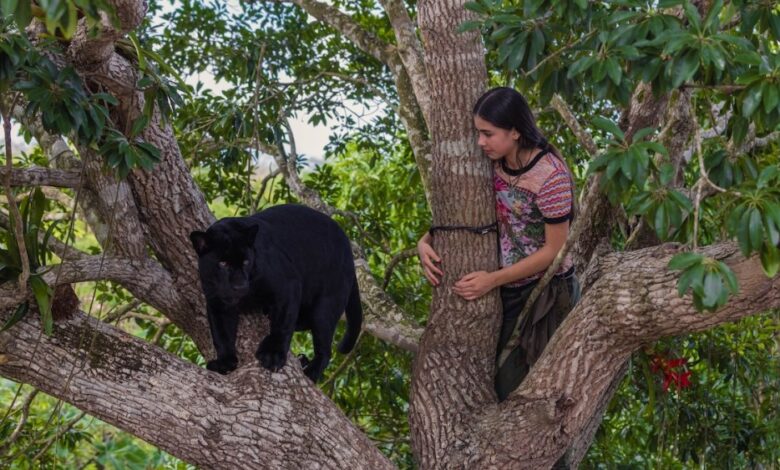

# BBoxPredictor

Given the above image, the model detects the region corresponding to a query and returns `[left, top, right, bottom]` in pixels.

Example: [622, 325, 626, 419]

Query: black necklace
[501, 148, 547, 176]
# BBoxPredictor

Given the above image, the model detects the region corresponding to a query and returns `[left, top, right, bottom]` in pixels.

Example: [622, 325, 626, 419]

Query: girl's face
[474, 115, 518, 161]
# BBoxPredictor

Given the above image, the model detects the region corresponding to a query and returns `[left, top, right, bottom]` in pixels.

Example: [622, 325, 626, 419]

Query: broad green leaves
[668, 252, 739, 312]
[587, 121, 670, 206]
[0, 26, 174, 179]
[725, 192, 780, 277]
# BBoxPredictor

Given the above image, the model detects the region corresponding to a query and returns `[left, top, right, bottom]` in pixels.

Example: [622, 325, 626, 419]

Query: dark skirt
[495, 268, 580, 402]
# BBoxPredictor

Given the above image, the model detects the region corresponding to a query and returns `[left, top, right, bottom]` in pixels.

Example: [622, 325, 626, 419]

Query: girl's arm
[418, 231, 443, 285]
[491, 221, 568, 286]
[453, 221, 569, 300]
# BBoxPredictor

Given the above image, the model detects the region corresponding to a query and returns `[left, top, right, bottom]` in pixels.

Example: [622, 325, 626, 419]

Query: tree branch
[379, 0, 432, 125]
[0, 308, 394, 469]
[270, 0, 397, 65]
[0, 167, 83, 188]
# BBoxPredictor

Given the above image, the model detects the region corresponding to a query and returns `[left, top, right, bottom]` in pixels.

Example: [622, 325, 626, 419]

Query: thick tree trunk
[410, 0, 500, 467]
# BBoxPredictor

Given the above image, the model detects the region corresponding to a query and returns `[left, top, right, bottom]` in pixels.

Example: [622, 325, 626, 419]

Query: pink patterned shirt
[494, 151, 574, 287]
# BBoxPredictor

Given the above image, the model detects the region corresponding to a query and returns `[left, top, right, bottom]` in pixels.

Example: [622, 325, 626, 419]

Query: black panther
[190, 204, 363, 382]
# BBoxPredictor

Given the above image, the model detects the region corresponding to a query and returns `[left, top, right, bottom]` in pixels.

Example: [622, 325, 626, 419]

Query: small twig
[151, 320, 171, 345]
[525, 30, 597, 77]
[550, 94, 598, 155]
[252, 166, 280, 212]
[122, 311, 166, 324]
[0, 389, 39, 455]
[624, 218, 645, 249]
[28, 411, 86, 463]
[321, 333, 362, 391]
[103, 299, 142, 324]
[382, 248, 417, 289]
[681, 83, 745, 94]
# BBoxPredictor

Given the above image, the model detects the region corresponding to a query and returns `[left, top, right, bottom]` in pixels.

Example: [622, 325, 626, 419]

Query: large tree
[0, 0, 778, 467]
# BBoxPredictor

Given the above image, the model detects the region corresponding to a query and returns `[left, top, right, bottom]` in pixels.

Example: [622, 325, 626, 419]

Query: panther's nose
[232, 282, 248, 291]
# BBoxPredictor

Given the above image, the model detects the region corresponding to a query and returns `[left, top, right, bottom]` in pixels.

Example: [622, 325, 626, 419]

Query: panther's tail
[338, 276, 362, 354]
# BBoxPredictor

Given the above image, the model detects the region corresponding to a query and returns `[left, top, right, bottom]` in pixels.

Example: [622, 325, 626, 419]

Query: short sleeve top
[494, 150, 574, 287]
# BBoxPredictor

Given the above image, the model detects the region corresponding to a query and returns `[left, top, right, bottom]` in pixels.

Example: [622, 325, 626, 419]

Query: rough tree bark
[0, 0, 776, 468]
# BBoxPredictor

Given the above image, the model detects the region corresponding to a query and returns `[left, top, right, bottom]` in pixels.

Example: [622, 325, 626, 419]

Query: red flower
[650, 353, 692, 392]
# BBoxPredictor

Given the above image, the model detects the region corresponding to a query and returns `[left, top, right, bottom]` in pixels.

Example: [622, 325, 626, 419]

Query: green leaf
[29, 275, 53, 335]
[631, 127, 655, 143]
[0, 301, 28, 333]
[464, 1, 488, 14]
[703, 0, 723, 30]
[762, 84, 778, 115]
[136, 141, 161, 160]
[592, 116, 625, 141]
[669, 252, 704, 270]
[529, 28, 545, 64]
[678, 262, 705, 297]
[137, 75, 154, 89]
[757, 166, 778, 189]
[128, 32, 147, 71]
[765, 202, 780, 229]
[659, 162, 675, 185]
[683, 1, 702, 31]
[730, 115, 749, 145]
[92, 92, 119, 106]
[737, 207, 752, 255]
[672, 49, 700, 88]
[130, 115, 149, 138]
[457, 20, 483, 33]
[760, 242, 780, 278]
[733, 51, 762, 66]
[567, 56, 595, 79]
[1, 0, 19, 17]
[718, 262, 739, 294]
[40, 219, 60, 267]
[507, 37, 528, 71]
[606, 57, 622, 85]
[701, 271, 722, 309]
[13, 0, 31, 29]
[655, 201, 668, 239]
[668, 189, 693, 212]
[29, 187, 46, 232]
[741, 84, 763, 118]
[748, 208, 764, 254]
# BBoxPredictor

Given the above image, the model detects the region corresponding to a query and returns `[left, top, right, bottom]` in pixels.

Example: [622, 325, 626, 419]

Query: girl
[417, 87, 580, 402]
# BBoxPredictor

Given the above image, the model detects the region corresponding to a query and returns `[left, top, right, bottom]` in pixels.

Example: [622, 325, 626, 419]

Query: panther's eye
[243, 259, 249, 266]
[218, 261, 227, 268]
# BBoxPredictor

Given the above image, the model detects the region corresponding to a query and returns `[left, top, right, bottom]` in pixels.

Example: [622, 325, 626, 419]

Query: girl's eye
[219, 261, 227, 268]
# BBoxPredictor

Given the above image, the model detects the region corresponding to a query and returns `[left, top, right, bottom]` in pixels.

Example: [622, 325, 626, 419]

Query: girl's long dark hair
[475, 87, 576, 218]
[472, 87, 561, 158]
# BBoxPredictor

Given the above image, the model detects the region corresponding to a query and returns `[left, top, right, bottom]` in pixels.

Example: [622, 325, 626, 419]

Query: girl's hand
[418, 236, 443, 286]
[454, 271, 496, 300]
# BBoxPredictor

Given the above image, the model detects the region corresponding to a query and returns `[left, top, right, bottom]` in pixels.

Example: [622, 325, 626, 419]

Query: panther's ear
[240, 225, 259, 246]
[190, 231, 210, 256]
